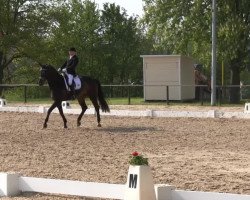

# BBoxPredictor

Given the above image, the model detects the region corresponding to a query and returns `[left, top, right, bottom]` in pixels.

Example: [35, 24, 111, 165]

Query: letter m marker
[129, 174, 138, 188]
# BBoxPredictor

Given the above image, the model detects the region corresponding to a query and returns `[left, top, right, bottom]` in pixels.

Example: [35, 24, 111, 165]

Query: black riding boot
[69, 84, 75, 100]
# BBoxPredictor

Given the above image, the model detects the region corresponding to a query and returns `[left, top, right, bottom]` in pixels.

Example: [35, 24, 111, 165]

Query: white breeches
[68, 74, 73, 85]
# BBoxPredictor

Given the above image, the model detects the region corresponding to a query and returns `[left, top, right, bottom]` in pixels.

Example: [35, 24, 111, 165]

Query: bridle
[39, 67, 48, 85]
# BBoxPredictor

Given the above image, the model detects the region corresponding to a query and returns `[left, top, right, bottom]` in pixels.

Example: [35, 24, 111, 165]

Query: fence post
[24, 85, 27, 103]
[166, 86, 169, 105]
[109, 85, 112, 98]
[221, 86, 225, 104]
[200, 86, 204, 106]
[218, 86, 222, 106]
[128, 85, 131, 105]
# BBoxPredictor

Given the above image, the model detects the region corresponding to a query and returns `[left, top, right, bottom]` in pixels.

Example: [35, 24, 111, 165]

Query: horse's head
[38, 64, 57, 86]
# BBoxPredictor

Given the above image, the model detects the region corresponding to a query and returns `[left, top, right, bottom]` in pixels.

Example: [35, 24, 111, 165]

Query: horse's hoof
[64, 126, 68, 129]
[97, 124, 102, 127]
[77, 122, 81, 127]
[43, 124, 47, 129]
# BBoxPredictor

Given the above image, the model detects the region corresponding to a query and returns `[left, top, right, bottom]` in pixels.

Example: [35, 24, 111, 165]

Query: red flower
[132, 151, 139, 156]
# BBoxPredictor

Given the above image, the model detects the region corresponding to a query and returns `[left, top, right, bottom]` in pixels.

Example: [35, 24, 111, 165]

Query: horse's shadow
[95, 126, 157, 133]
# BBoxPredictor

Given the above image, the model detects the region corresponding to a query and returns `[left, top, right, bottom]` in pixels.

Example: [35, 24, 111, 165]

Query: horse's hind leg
[77, 100, 88, 127]
[89, 96, 101, 127]
[43, 102, 57, 128]
[57, 103, 68, 128]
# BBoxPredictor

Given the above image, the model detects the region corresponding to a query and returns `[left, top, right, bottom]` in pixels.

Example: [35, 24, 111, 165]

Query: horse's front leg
[43, 102, 57, 128]
[77, 100, 88, 127]
[57, 103, 68, 128]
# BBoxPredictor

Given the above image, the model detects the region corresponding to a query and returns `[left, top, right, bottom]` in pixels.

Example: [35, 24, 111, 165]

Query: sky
[91, 0, 144, 17]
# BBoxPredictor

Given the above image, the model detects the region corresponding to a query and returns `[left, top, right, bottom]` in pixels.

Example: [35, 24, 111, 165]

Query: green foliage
[3, 86, 50, 102]
[99, 3, 144, 84]
[129, 152, 148, 166]
[143, 0, 250, 103]
[0, 0, 67, 95]
[38, 1, 147, 85]
[143, 0, 250, 66]
[0, 0, 150, 95]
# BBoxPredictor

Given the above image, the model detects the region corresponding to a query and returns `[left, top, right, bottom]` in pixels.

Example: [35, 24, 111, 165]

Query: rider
[59, 47, 79, 97]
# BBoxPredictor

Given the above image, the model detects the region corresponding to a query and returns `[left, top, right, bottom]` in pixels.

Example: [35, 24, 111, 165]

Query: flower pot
[124, 165, 156, 200]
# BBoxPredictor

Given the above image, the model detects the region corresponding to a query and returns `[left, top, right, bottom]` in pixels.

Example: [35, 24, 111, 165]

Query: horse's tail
[97, 80, 110, 113]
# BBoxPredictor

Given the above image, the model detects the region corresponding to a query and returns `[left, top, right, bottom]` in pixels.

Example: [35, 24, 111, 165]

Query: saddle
[61, 73, 81, 91]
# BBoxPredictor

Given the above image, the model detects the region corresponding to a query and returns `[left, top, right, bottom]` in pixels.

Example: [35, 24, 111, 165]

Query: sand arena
[0, 110, 249, 199]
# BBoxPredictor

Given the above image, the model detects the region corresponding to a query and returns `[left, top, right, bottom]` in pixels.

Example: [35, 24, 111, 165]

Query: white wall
[142, 55, 195, 101]
[180, 56, 195, 100]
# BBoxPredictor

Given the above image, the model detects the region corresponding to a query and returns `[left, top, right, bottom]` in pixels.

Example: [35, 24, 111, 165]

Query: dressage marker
[0, 98, 7, 107]
[62, 101, 71, 109]
[124, 165, 156, 200]
[244, 103, 250, 114]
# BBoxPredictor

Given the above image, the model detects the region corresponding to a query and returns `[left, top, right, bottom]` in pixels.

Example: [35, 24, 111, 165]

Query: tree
[0, 0, 148, 100]
[0, 0, 63, 95]
[100, 3, 144, 84]
[46, 0, 102, 77]
[143, 0, 250, 103]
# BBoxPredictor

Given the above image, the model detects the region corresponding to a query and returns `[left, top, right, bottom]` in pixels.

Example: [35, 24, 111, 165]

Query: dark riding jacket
[60, 55, 79, 76]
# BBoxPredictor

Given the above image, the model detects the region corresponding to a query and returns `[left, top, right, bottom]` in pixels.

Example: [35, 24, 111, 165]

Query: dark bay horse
[38, 64, 110, 128]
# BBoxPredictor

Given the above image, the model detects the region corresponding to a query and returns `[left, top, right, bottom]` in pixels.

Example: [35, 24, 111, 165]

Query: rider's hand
[62, 68, 67, 72]
[57, 68, 61, 72]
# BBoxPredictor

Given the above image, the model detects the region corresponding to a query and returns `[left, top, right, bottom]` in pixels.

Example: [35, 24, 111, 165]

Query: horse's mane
[46, 65, 59, 73]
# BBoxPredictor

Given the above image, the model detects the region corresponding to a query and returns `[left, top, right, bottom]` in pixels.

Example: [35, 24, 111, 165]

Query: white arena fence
[0, 103, 250, 119]
[1, 172, 250, 200]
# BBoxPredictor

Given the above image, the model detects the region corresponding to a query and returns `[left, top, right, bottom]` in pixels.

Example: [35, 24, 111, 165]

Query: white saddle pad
[62, 74, 81, 91]
[74, 76, 81, 90]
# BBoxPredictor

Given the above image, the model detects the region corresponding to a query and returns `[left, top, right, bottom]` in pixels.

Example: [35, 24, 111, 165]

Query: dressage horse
[38, 64, 110, 128]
